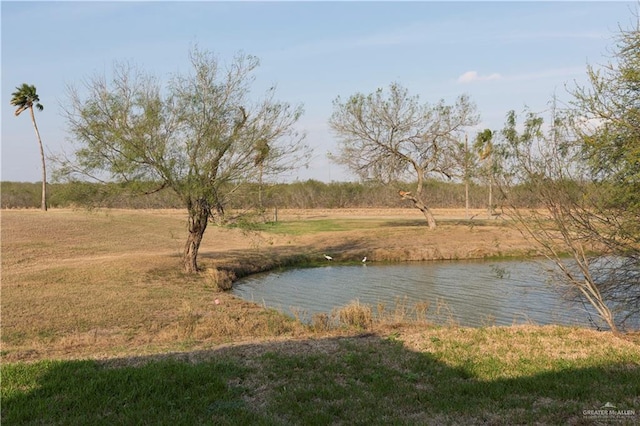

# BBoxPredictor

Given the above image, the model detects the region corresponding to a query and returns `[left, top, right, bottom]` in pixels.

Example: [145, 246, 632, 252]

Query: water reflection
[232, 260, 595, 328]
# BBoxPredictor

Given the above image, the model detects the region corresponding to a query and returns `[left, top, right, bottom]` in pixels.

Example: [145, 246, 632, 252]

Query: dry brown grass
[1, 208, 544, 362]
[334, 299, 373, 329]
[393, 324, 640, 379]
[1, 209, 309, 361]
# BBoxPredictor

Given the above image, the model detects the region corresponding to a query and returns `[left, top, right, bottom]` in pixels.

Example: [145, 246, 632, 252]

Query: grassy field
[2, 208, 639, 424]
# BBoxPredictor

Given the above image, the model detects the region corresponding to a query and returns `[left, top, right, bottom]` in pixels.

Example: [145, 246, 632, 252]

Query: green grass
[245, 218, 406, 235]
[3, 328, 639, 425]
[1, 359, 264, 425]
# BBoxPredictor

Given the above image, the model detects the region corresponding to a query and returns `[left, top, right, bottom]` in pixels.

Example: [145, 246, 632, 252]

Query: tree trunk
[402, 170, 437, 229]
[416, 200, 437, 229]
[465, 180, 470, 220]
[488, 177, 493, 219]
[30, 106, 47, 211]
[258, 163, 264, 210]
[183, 198, 211, 273]
[400, 192, 437, 229]
[464, 134, 469, 220]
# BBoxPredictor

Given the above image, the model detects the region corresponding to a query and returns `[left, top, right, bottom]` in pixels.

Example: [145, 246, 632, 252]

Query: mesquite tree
[329, 82, 479, 228]
[497, 107, 619, 332]
[494, 17, 640, 332]
[568, 18, 640, 330]
[60, 48, 308, 273]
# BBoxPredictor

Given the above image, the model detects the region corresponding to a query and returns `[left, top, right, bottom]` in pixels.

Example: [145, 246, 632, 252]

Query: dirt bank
[200, 208, 538, 287]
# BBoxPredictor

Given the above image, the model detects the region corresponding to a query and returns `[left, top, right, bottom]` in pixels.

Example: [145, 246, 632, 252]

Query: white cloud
[457, 71, 502, 84]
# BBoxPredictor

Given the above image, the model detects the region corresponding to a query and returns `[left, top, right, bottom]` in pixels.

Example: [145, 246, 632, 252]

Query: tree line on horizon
[0, 178, 537, 212]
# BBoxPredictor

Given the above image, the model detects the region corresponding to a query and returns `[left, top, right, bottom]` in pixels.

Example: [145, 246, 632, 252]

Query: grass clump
[203, 268, 234, 291]
[334, 299, 373, 329]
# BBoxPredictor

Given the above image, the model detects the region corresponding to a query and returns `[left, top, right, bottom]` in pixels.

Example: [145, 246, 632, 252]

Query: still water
[232, 260, 597, 328]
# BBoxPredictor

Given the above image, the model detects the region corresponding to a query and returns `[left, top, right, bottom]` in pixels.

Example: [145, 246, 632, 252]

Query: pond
[232, 259, 601, 328]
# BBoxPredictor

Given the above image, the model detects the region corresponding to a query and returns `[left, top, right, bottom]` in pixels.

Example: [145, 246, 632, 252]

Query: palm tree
[474, 129, 494, 218]
[11, 83, 47, 211]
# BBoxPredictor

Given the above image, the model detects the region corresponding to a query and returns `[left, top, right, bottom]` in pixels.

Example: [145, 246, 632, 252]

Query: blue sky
[1, 1, 636, 183]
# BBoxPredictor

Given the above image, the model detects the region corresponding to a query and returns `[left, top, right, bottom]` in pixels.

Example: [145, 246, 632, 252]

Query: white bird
[362, 256, 367, 263]
[324, 254, 333, 261]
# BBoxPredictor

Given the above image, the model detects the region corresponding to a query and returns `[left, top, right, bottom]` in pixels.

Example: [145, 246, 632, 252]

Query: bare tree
[494, 16, 640, 333]
[59, 48, 309, 273]
[329, 82, 479, 228]
[496, 105, 637, 333]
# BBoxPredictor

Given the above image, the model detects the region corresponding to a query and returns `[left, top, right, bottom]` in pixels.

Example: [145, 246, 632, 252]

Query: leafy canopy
[61, 48, 308, 209]
[11, 83, 43, 116]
